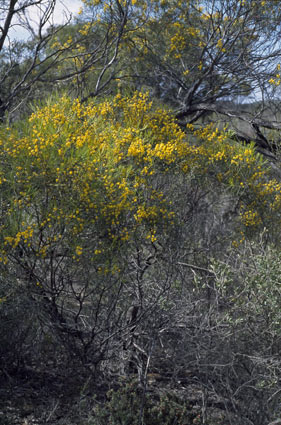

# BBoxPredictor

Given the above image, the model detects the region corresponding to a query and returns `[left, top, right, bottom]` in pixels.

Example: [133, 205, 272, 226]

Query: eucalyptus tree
[104, 0, 281, 154]
[0, 0, 130, 119]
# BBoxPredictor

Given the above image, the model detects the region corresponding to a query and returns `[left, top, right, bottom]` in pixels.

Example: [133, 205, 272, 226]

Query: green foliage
[91, 380, 196, 425]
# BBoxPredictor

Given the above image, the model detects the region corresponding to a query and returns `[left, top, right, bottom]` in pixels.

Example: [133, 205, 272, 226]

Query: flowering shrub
[0, 92, 281, 372]
[0, 92, 280, 267]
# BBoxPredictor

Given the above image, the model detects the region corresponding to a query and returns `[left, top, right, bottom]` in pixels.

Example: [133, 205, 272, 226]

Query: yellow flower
[76, 246, 83, 256]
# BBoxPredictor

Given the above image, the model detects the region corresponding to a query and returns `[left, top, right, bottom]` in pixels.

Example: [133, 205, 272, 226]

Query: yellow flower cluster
[240, 209, 262, 227]
[269, 64, 281, 86]
[216, 38, 226, 53]
[4, 226, 34, 249]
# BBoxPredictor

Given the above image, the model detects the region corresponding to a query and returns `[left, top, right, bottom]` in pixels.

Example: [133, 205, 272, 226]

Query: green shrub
[90, 379, 197, 425]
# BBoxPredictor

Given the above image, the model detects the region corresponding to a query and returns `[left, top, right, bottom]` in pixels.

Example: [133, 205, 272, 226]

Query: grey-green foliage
[209, 242, 281, 422]
[212, 243, 281, 334]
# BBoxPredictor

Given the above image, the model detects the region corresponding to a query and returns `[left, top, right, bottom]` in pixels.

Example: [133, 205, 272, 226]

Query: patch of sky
[6, 0, 83, 43]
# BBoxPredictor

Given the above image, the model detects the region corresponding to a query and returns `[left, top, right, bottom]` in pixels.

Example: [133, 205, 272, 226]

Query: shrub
[0, 92, 279, 375]
[90, 379, 196, 425]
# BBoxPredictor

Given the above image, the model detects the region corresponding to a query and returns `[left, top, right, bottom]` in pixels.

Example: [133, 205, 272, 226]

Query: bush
[90, 379, 197, 425]
[0, 91, 279, 379]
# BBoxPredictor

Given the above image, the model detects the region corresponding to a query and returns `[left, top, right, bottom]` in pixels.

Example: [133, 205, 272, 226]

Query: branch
[0, 0, 17, 52]
[176, 102, 281, 156]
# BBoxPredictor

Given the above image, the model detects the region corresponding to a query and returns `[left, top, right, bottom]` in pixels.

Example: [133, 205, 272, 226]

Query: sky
[9, 0, 83, 42]
[57, 0, 83, 13]
[52, 0, 83, 22]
